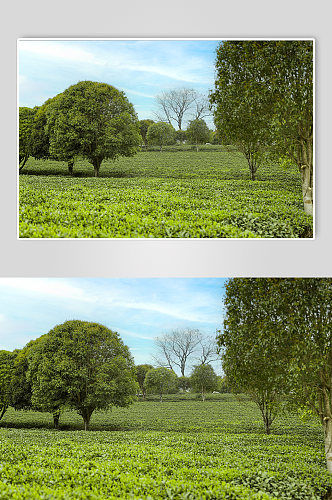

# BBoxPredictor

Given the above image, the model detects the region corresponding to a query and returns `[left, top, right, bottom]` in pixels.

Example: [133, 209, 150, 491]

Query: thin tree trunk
[68, 158, 74, 176]
[0, 404, 7, 421]
[298, 136, 313, 216]
[53, 409, 60, 430]
[323, 417, 332, 474]
[300, 164, 313, 216]
[19, 156, 28, 172]
[81, 408, 93, 430]
[93, 159, 102, 177]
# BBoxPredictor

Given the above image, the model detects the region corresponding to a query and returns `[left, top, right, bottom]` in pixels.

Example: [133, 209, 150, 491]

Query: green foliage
[0, 350, 15, 420]
[28, 320, 137, 429]
[186, 119, 210, 151]
[19, 150, 313, 238]
[0, 396, 331, 499]
[19, 107, 36, 170]
[139, 119, 155, 147]
[219, 279, 291, 433]
[190, 364, 218, 400]
[210, 40, 313, 211]
[9, 337, 47, 411]
[175, 129, 187, 143]
[210, 41, 273, 180]
[178, 376, 191, 392]
[136, 364, 154, 398]
[144, 367, 178, 401]
[219, 278, 332, 471]
[146, 122, 176, 151]
[45, 81, 141, 176]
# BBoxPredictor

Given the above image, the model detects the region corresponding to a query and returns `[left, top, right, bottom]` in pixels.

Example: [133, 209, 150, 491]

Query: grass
[19, 148, 313, 238]
[0, 394, 330, 499]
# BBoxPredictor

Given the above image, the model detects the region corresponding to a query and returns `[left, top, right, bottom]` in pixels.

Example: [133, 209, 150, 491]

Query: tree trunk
[93, 158, 102, 177]
[80, 408, 93, 430]
[68, 158, 74, 176]
[19, 156, 28, 172]
[160, 393, 163, 402]
[53, 409, 60, 430]
[0, 404, 7, 421]
[323, 417, 332, 474]
[196, 143, 199, 152]
[202, 388, 206, 401]
[300, 164, 313, 216]
[298, 136, 313, 216]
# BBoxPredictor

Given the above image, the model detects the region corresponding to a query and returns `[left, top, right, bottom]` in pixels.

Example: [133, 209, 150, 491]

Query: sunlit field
[0, 394, 329, 499]
[19, 147, 313, 239]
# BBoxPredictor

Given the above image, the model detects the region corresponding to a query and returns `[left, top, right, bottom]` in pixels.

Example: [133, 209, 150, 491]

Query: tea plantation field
[19, 149, 313, 238]
[0, 395, 330, 499]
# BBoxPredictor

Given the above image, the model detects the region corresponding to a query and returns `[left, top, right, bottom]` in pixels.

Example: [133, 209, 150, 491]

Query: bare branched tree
[191, 93, 212, 121]
[154, 88, 197, 130]
[196, 336, 219, 365]
[153, 328, 203, 376]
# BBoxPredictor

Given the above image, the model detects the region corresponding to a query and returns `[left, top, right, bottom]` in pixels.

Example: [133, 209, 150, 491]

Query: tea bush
[0, 395, 330, 499]
[19, 151, 313, 238]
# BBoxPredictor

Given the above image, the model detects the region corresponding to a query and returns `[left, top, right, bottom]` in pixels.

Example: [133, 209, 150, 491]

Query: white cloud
[18, 40, 212, 86]
[0, 278, 92, 302]
[18, 41, 99, 65]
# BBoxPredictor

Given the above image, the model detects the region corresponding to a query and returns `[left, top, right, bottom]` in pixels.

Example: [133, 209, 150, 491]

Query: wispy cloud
[0, 278, 92, 302]
[19, 41, 99, 65]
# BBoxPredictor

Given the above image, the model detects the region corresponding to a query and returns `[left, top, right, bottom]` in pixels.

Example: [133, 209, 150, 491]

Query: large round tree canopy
[28, 320, 138, 430]
[45, 81, 141, 176]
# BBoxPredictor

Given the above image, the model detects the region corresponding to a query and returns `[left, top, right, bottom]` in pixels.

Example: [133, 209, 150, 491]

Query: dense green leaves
[136, 364, 154, 399]
[45, 81, 141, 176]
[186, 119, 210, 151]
[19, 150, 312, 238]
[146, 122, 176, 151]
[28, 320, 137, 430]
[19, 107, 36, 170]
[220, 278, 332, 471]
[210, 40, 313, 212]
[0, 351, 15, 420]
[190, 364, 218, 401]
[144, 368, 178, 401]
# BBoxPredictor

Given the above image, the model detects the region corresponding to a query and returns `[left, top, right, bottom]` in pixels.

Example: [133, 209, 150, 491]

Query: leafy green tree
[175, 129, 187, 144]
[210, 40, 313, 214]
[177, 376, 190, 392]
[144, 367, 178, 402]
[218, 278, 332, 471]
[139, 119, 154, 149]
[45, 81, 141, 177]
[136, 364, 153, 399]
[217, 278, 288, 434]
[186, 119, 210, 151]
[210, 41, 273, 180]
[19, 107, 36, 171]
[28, 320, 137, 430]
[263, 41, 314, 215]
[146, 122, 176, 152]
[0, 350, 16, 420]
[216, 375, 232, 394]
[190, 364, 218, 401]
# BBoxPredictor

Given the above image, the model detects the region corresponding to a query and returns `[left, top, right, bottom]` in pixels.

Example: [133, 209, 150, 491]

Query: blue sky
[0, 278, 227, 375]
[18, 39, 221, 129]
